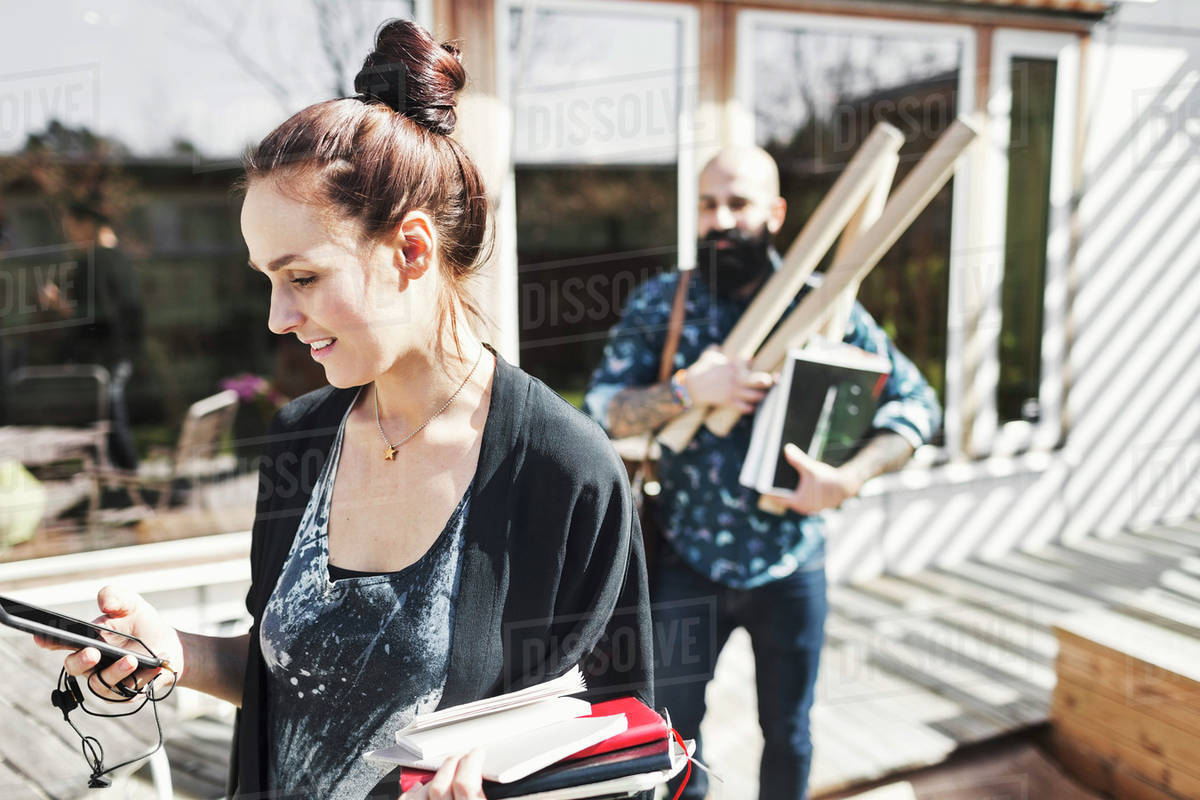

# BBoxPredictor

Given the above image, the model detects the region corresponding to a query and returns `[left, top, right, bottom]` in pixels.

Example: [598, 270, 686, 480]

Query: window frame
[972, 29, 1080, 457]
[735, 9, 977, 461]
[413, 0, 433, 29]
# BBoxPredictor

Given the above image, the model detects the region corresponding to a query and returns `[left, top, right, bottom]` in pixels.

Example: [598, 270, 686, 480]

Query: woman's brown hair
[243, 19, 490, 352]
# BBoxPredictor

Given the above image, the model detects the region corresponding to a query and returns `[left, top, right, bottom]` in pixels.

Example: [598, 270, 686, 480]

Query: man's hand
[775, 443, 865, 515]
[685, 346, 774, 413]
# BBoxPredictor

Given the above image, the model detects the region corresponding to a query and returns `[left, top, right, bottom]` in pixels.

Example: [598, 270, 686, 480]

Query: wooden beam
[755, 152, 899, 516]
[818, 150, 898, 341]
[704, 115, 980, 437]
[656, 122, 905, 452]
[632, 0, 1103, 33]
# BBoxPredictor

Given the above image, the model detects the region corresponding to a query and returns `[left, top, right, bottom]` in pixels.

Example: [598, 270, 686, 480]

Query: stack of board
[1050, 608, 1200, 800]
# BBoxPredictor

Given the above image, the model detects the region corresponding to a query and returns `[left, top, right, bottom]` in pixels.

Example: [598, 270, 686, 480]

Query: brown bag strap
[637, 269, 694, 474]
[659, 269, 693, 382]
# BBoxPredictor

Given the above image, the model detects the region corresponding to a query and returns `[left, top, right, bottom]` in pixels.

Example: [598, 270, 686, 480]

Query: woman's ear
[392, 211, 435, 284]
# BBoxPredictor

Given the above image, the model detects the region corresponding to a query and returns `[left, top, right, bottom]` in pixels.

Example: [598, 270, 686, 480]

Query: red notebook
[567, 697, 668, 759]
[396, 697, 667, 793]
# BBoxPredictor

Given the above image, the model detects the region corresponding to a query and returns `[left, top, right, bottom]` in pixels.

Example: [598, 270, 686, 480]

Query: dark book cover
[769, 347, 890, 490]
[482, 737, 671, 799]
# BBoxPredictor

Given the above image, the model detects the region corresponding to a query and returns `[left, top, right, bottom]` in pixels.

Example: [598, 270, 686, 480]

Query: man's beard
[696, 226, 773, 301]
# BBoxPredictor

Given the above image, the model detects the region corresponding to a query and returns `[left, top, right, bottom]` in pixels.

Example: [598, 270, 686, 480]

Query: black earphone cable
[49, 631, 179, 789]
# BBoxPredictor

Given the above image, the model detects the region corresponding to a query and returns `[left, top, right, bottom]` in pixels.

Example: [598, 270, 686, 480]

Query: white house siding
[826, 0, 1199, 585]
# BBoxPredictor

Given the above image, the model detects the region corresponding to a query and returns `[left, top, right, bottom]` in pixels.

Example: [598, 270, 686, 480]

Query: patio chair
[105, 389, 239, 513]
[5, 364, 111, 429]
[2, 364, 112, 523]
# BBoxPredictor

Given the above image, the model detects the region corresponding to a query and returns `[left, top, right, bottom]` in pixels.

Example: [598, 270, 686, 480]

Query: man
[585, 147, 940, 799]
[39, 201, 144, 470]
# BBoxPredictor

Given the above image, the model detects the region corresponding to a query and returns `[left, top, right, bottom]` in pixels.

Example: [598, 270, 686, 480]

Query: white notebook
[367, 713, 629, 784]
[399, 666, 587, 736]
[389, 696, 592, 760]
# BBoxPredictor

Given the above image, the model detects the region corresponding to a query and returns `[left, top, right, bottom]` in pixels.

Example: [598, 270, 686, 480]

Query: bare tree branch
[172, 0, 295, 113]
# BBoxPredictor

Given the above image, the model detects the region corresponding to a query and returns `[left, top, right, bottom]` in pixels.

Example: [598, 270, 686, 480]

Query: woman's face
[240, 178, 435, 388]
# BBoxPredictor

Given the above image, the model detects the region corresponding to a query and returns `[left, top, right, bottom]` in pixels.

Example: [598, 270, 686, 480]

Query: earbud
[51, 688, 78, 716]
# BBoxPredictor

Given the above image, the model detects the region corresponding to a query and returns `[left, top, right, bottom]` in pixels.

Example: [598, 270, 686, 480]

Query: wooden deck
[700, 518, 1200, 798]
[4, 518, 1198, 798]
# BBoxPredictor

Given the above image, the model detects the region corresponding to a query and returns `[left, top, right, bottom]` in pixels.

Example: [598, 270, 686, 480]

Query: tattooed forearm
[607, 382, 684, 439]
[844, 432, 915, 487]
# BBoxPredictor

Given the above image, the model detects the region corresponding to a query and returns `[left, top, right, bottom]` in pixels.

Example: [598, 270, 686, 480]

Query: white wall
[827, 0, 1200, 584]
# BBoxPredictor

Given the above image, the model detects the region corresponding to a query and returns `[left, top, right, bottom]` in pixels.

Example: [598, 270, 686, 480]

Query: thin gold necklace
[374, 347, 485, 461]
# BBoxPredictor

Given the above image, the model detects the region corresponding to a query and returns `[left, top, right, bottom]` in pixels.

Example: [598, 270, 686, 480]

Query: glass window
[0, 1, 420, 558]
[506, 3, 692, 407]
[749, 21, 967, 409]
[997, 58, 1056, 424]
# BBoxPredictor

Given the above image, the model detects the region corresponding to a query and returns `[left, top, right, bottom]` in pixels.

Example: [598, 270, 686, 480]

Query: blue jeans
[652, 544, 827, 800]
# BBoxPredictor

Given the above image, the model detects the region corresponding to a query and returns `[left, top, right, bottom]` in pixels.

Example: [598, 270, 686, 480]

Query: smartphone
[0, 595, 163, 670]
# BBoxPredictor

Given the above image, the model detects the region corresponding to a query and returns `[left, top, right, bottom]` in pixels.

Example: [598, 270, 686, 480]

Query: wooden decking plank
[849, 574, 1058, 660]
[1107, 588, 1200, 640]
[0, 686, 90, 799]
[0, 639, 162, 751]
[899, 569, 1062, 629]
[0, 758, 49, 800]
[815, 639, 962, 722]
[1066, 533, 1176, 565]
[813, 691, 957, 790]
[823, 613, 1038, 738]
[1174, 519, 1200, 536]
[830, 585, 1056, 693]
[995, 548, 1161, 606]
[1042, 539, 1182, 586]
[951, 558, 1107, 614]
[1159, 569, 1200, 604]
[1138, 523, 1200, 550]
[1106, 529, 1200, 559]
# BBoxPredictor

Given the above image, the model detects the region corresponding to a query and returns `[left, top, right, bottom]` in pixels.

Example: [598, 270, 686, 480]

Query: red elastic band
[669, 728, 691, 800]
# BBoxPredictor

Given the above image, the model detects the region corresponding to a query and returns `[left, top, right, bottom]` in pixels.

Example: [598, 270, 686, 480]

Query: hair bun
[354, 19, 465, 135]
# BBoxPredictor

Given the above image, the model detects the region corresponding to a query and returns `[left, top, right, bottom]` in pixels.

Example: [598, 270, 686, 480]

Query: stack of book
[740, 341, 891, 495]
[366, 668, 689, 799]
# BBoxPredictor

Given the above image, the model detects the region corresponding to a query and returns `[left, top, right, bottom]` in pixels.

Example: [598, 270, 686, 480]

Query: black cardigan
[227, 353, 654, 798]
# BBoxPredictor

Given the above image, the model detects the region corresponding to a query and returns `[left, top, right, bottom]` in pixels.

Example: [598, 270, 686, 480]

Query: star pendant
[384, 445, 397, 461]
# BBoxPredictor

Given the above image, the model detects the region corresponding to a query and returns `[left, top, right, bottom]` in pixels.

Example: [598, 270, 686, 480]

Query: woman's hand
[34, 585, 185, 701]
[401, 748, 486, 800]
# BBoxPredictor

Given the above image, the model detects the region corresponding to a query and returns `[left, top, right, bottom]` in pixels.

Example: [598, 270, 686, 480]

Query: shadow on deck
[3, 517, 1197, 798]
[699, 518, 1200, 798]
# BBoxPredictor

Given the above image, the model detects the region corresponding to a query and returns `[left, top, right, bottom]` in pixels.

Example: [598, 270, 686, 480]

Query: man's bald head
[697, 145, 787, 244]
[700, 146, 781, 203]
[695, 146, 787, 299]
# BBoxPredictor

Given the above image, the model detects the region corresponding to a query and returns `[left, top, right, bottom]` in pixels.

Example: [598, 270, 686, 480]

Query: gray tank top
[260, 395, 469, 798]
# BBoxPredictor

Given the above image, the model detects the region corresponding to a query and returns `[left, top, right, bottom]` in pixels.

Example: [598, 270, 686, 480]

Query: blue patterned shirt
[585, 266, 941, 589]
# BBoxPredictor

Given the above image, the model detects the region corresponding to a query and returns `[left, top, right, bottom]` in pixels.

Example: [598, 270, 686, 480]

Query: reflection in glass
[509, 7, 684, 404]
[998, 58, 1056, 424]
[752, 25, 962, 408]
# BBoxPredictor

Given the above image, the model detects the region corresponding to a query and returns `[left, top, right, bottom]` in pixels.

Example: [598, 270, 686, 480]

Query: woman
[41, 20, 652, 800]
